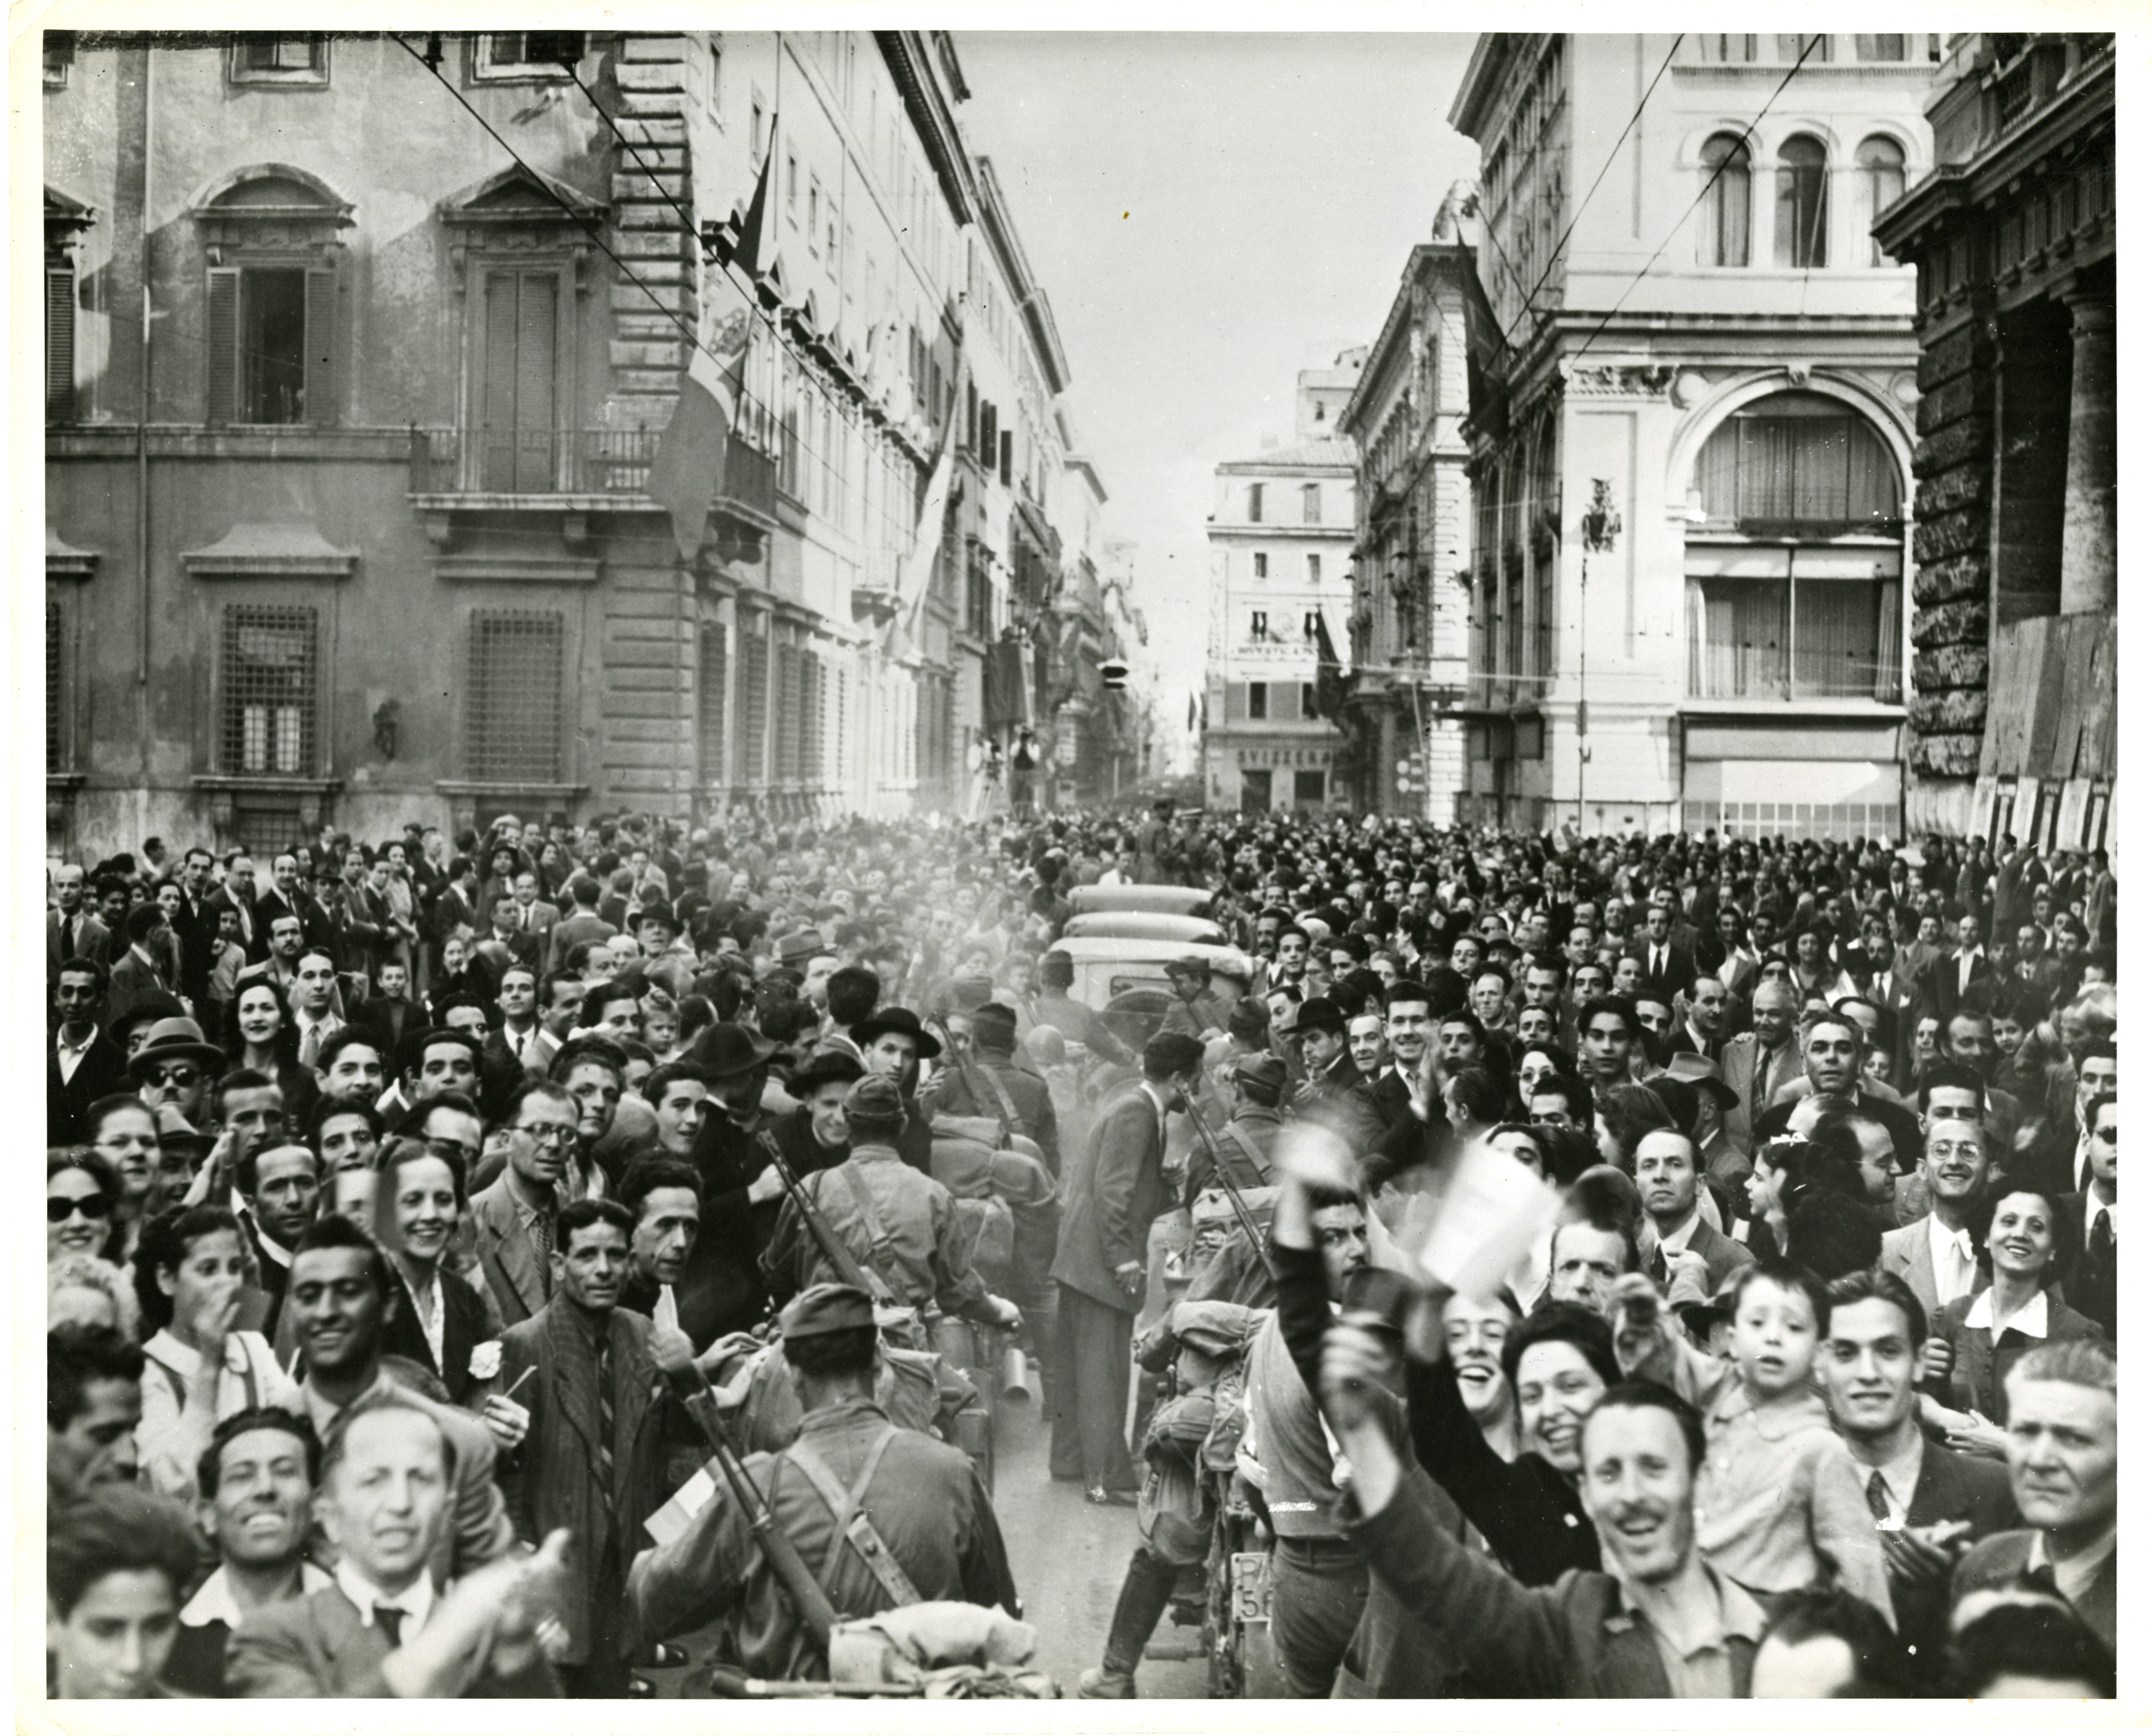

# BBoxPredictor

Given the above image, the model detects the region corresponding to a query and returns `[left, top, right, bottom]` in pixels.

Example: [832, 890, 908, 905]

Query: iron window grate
[47, 604, 60, 772]
[232, 799, 301, 860]
[467, 608, 564, 783]
[222, 604, 317, 775]
[737, 630, 769, 785]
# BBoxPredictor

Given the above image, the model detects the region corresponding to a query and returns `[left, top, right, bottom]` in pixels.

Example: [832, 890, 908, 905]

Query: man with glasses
[130, 1016, 223, 1131]
[1879, 1117, 1993, 1316]
[470, 1080, 580, 1327]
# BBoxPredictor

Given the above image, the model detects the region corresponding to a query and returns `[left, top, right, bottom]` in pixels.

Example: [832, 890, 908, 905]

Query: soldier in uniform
[759, 1075, 1022, 1334]
[921, 1001, 1060, 1175]
[625, 1283, 1020, 1681]
[1187, 1052, 1288, 1199]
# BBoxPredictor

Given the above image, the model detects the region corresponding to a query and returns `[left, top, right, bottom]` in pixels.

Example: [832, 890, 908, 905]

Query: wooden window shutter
[46, 268, 75, 423]
[1225, 682, 1246, 723]
[206, 267, 241, 425]
[303, 267, 337, 425]
[999, 429, 1012, 487]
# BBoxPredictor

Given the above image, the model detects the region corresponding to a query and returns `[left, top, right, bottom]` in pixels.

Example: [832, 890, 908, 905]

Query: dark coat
[225, 1581, 557, 1698]
[381, 1264, 498, 1407]
[492, 1299, 673, 1667]
[1952, 1529, 2115, 1651]
[2059, 1188, 2117, 1338]
[1346, 1470, 1758, 1697]
[468, 1176, 551, 1328]
[48, 1028, 129, 1146]
[1051, 1080, 1167, 1312]
[1925, 1289, 2105, 1421]
[1890, 1438, 2020, 1666]
[48, 908, 113, 980]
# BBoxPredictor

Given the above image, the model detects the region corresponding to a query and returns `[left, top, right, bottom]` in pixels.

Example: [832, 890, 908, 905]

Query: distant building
[1335, 187, 1477, 820]
[1872, 33, 2114, 846]
[1450, 33, 1938, 838]
[1202, 356, 1359, 813]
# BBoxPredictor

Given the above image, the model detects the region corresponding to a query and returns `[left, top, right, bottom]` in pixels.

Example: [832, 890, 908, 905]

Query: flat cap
[780, 1282, 878, 1343]
[1233, 1052, 1289, 1094]
[843, 1072, 907, 1125]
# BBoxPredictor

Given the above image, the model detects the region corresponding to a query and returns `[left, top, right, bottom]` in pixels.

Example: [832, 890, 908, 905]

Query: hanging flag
[895, 354, 965, 623]
[1313, 606, 1347, 721]
[1460, 256, 1508, 429]
[647, 145, 771, 561]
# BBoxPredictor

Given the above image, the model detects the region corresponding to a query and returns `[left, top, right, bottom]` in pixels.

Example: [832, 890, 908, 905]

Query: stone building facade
[1873, 33, 2115, 844]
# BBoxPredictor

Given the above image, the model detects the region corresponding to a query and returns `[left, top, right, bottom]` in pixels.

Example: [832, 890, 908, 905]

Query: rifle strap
[973, 1059, 1024, 1144]
[834, 1163, 903, 1304]
[1222, 1122, 1274, 1184]
[784, 1424, 923, 1611]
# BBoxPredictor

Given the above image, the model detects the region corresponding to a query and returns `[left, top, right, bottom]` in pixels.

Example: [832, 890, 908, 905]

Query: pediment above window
[45, 185, 94, 261]
[437, 163, 608, 233]
[190, 164, 353, 264]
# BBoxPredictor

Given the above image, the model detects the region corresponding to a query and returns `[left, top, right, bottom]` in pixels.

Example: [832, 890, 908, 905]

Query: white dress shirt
[1927, 1215, 1978, 1306]
[334, 1557, 437, 1637]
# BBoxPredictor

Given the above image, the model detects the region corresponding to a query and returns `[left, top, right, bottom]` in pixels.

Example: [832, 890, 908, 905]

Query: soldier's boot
[1079, 1545, 1178, 1698]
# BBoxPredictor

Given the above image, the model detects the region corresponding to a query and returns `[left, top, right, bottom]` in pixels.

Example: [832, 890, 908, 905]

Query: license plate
[1230, 1551, 1271, 1624]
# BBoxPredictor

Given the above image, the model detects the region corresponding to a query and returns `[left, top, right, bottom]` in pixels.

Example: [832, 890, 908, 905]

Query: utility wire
[1564, 32, 1824, 375]
[1496, 33, 1685, 354]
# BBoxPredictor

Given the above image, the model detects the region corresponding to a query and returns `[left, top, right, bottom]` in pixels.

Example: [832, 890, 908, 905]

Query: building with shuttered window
[45, 29, 1098, 858]
[1448, 33, 1938, 838]
[1201, 357, 1359, 812]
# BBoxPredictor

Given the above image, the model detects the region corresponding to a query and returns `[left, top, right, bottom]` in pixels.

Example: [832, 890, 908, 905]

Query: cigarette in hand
[502, 1364, 537, 1399]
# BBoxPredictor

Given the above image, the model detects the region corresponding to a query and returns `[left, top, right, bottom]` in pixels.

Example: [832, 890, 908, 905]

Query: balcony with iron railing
[407, 426, 779, 529]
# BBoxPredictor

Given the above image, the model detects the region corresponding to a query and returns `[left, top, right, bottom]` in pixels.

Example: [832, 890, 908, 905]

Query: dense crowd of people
[44, 801, 2119, 1699]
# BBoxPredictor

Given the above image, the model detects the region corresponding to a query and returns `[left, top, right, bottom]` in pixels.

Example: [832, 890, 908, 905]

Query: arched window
[1854, 136, 1907, 265]
[1696, 134, 1752, 267]
[1687, 392, 1904, 704]
[1775, 136, 1829, 268]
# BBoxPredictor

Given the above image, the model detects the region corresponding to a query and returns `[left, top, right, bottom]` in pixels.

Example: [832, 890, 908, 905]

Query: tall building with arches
[1448, 33, 1937, 837]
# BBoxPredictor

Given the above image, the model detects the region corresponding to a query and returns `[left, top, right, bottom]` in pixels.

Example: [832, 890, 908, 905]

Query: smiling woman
[374, 1136, 500, 1407]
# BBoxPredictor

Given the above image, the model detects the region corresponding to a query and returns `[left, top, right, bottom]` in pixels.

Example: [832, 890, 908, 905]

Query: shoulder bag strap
[834, 1163, 903, 1303]
[1224, 1121, 1274, 1182]
[786, 1425, 925, 1609]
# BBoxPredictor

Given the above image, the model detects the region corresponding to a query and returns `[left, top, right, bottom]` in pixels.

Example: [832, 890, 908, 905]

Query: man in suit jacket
[509, 872, 562, 953]
[205, 852, 261, 959]
[1948, 1338, 2116, 1651]
[546, 874, 618, 973]
[106, 904, 181, 1029]
[482, 1199, 681, 1697]
[1817, 1269, 2019, 1680]
[1636, 1130, 1754, 1294]
[477, 891, 545, 979]
[1924, 913, 1994, 1025]
[1634, 904, 1696, 1008]
[1048, 1031, 1205, 1497]
[225, 1393, 559, 1698]
[1717, 982, 1802, 1160]
[2059, 1096, 2116, 1337]
[469, 1082, 579, 1327]
[1878, 1118, 1993, 1317]
[48, 863, 114, 985]
[49, 959, 129, 1145]
[255, 852, 338, 965]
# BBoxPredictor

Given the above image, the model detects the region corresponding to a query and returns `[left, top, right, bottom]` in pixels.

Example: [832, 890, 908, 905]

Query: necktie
[1864, 1470, 1891, 1523]
[595, 1337, 616, 1490]
[300, 1023, 322, 1068]
[373, 1604, 405, 1646]
[2092, 1209, 2113, 1258]
[1648, 1246, 1669, 1288]
[60, 914, 74, 959]
[1654, 946, 1665, 980]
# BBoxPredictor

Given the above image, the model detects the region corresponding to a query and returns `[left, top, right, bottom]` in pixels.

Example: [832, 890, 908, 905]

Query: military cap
[780, 1282, 878, 1343]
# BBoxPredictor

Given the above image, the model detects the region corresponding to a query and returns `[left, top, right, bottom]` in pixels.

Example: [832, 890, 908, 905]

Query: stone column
[2059, 294, 2116, 614]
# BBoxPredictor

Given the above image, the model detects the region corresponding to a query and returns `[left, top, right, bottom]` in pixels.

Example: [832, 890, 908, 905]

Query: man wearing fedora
[130, 1015, 225, 1133]
[769, 1050, 866, 1179]
[1656, 1053, 1747, 1196]
[677, 1022, 785, 1343]
[851, 1005, 944, 1175]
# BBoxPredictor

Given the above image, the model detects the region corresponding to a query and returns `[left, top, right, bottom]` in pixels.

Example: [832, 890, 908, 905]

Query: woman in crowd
[372, 1135, 500, 1407]
[48, 1148, 127, 1267]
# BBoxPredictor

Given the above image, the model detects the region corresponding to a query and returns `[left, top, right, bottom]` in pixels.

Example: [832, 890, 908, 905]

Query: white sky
[955, 31, 1483, 746]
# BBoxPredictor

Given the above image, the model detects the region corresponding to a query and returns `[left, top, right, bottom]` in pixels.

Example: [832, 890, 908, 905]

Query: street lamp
[1576, 479, 1621, 834]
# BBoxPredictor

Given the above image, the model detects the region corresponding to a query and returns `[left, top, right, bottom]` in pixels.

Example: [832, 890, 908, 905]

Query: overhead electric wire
[1494, 33, 1685, 354]
[1563, 32, 1826, 375]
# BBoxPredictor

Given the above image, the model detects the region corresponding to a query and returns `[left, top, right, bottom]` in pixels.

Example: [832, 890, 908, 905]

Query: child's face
[1731, 1278, 1818, 1399]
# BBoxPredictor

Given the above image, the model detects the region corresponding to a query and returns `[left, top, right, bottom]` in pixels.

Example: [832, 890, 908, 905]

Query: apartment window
[1293, 771, 1326, 806]
[1695, 35, 1756, 62]
[475, 268, 563, 491]
[1696, 133, 1752, 267]
[1252, 552, 1268, 580]
[1775, 33, 1830, 63]
[466, 610, 564, 782]
[751, 100, 766, 164]
[1248, 483, 1264, 522]
[707, 43, 722, 118]
[44, 30, 74, 85]
[1302, 482, 1322, 524]
[1774, 136, 1829, 268]
[698, 624, 728, 787]
[1693, 393, 1902, 531]
[222, 605, 317, 775]
[999, 430, 1013, 487]
[1300, 681, 1318, 717]
[229, 35, 329, 84]
[1855, 136, 1907, 265]
[47, 604, 62, 773]
[736, 626, 769, 783]
[807, 179, 821, 251]
[1250, 610, 1269, 641]
[786, 154, 799, 217]
[207, 265, 336, 426]
[1854, 33, 1908, 61]
[1307, 554, 1322, 583]
[46, 264, 75, 423]
[1247, 681, 1269, 720]
[473, 33, 583, 80]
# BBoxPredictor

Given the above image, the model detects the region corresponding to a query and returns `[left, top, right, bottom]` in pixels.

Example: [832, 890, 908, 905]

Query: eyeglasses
[48, 1193, 114, 1223]
[145, 1065, 201, 1088]
[515, 1123, 577, 1148]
